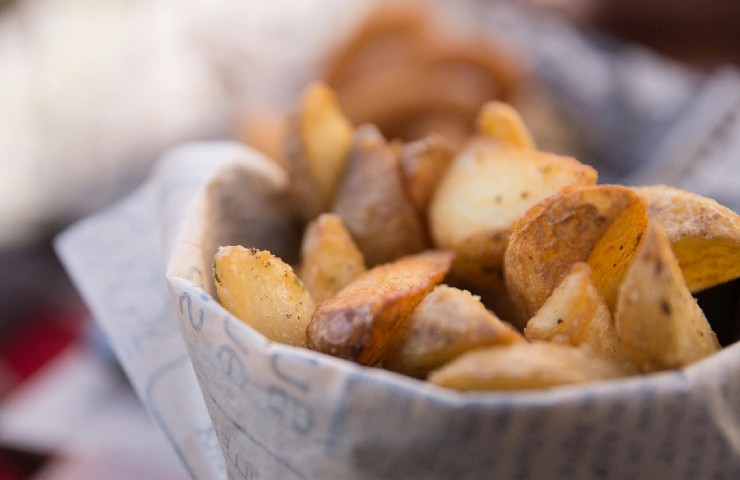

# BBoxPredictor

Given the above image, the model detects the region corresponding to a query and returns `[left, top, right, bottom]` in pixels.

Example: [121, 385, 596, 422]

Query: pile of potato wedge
[213, 82, 740, 392]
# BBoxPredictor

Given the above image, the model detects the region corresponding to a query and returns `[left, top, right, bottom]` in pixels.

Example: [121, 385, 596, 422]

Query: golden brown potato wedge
[505, 184, 647, 327]
[398, 134, 454, 213]
[428, 342, 624, 391]
[614, 222, 720, 372]
[284, 82, 354, 220]
[476, 100, 535, 149]
[332, 124, 429, 266]
[306, 250, 454, 365]
[213, 246, 316, 347]
[634, 184, 740, 292]
[525, 262, 637, 374]
[384, 285, 524, 378]
[299, 213, 367, 303]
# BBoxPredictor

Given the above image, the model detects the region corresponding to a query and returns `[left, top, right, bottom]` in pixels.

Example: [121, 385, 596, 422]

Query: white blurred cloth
[0, 0, 226, 245]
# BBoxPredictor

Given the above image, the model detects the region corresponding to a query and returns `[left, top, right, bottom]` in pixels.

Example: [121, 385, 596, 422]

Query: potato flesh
[384, 285, 524, 378]
[428, 342, 624, 391]
[586, 196, 648, 313]
[614, 223, 720, 372]
[299, 213, 366, 303]
[307, 250, 454, 365]
[214, 246, 316, 347]
[525, 262, 637, 374]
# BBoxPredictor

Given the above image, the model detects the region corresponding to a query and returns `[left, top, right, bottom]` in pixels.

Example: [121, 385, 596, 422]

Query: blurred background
[0, 0, 738, 478]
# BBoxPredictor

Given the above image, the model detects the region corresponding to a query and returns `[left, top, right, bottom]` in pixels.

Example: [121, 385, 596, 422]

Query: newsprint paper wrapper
[56, 4, 740, 480]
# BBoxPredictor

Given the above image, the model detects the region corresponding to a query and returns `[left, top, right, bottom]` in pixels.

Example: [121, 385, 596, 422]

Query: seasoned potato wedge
[384, 285, 524, 378]
[214, 246, 316, 347]
[505, 184, 647, 326]
[307, 250, 454, 365]
[635, 184, 740, 292]
[332, 124, 429, 266]
[525, 262, 637, 374]
[429, 138, 597, 316]
[476, 100, 535, 149]
[299, 213, 366, 303]
[284, 82, 354, 220]
[615, 223, 720, 372]
[428, 342, 624, 391]
[398, 134, 454, 213]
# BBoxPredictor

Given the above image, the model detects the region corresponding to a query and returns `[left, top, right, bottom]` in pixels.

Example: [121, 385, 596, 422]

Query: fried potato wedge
[299, 213, 367, 303]
[525, 262, 637, 374]
[332, 124, 429, 266]
[614, 223, 720, 372]
[635, 184, 740, 292]
[429, 138, 597, 320]
[213, 246, 316, 347]
[476, 100, 535, 149]
[398, 134, 454, 213]
[428, 342, 624, 391]
[284, 82, 353, 220]
[306, 250, 454, 365]
[505, 184, 647, 326]
[384, 285, 524, 378]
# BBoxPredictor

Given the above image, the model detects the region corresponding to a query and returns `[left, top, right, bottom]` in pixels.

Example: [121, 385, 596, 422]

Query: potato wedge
[213, 246, 316, 347]
[429, 138, 597, 312]
[614, 222, 720, 372]
[476, 100, 535, 149]
[525, 262, 637, 374]
[634, 184, 740, 292]
[284, 82, 353, 220]
[306, 250, 454, 365]
[428, 342, 624, 391]
[384, 285, 524, 378]
[505, 184, 647, 327]
[430, 138, 596, 261]
[398, 134, 454, 213]
[332, 124, 429, 266]
[299, 213, 366, 303]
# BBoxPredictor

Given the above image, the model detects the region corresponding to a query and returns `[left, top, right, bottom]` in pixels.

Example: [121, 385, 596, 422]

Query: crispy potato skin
[214, 246, 316, 347]
[635, 185, 740, 292]
[504, 185, 646, 327]
[428, 342, 624, 391]
[300, 213, 366, 303]
[306, 250, 454, 365]
[615, 223, 720, 372]
[384, 285, 523, 378]
[332, 125, 430, 266]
